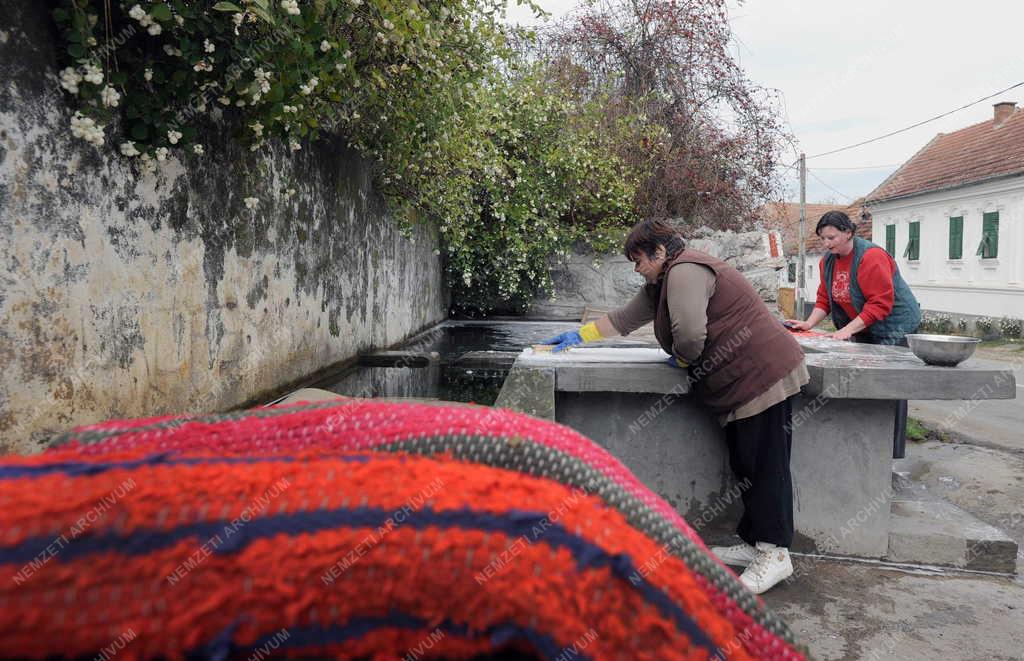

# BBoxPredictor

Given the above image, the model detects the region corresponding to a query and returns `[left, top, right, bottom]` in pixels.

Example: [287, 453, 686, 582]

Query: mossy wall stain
[0, 0, 447, 453]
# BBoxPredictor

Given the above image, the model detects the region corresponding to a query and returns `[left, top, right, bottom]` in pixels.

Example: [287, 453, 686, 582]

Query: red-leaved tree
[538, 0, 789, 229]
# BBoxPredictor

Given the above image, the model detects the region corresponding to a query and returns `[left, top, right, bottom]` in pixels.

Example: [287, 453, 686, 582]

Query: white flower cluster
[250, 121, 264, 137]
[298, 77, 319, 95]
[334, 50, 352, 72]
[251, 67, 272, 101]
[70, 111, 104, 146]
[83, 64, 103, 85]
[999, 316, 1022, 338]
[119, 141, 140, 156]
[128, 4, 162, 35]
[163, 44, 182, 57]
[193, 59, 213, 73]
[144, 68, 153, 81]
[289, 139, 301, 151]
[244, 197, 259, 209]
[167, 129, 182, 144]
[100, 85, 120, 107]
[155, 146, 168, 161]
[59, 67, 82, 94]
[204, 39, 216, 53]
[283, 104, 300, 113]
[320, 40, 332, 52]
[192, 144, 205, 155]
[280, 0, 300, 15]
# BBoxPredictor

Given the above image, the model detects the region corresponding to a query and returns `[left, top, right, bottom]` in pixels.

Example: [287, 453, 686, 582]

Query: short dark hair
[623, 219, 686, 260]
[815, 210, 857, 236]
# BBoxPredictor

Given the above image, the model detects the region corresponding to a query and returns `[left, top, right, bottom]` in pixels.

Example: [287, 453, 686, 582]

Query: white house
[865, 102, 1024, 320]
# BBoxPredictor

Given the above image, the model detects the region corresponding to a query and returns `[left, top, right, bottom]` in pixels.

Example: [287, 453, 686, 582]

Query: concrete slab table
[494, 339, 1016, 559]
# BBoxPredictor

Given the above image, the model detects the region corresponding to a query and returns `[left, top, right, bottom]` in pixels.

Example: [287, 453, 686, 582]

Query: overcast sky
[504, 0, 1024, 204]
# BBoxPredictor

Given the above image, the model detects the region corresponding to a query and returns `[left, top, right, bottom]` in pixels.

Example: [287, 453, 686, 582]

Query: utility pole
[796, 153, 806, 319]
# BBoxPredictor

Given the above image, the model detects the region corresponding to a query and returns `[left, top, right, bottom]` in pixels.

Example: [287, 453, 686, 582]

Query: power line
[807, 169, 854, 202]
[810, 164, 900, 171]
[806, 80, 1024, 160]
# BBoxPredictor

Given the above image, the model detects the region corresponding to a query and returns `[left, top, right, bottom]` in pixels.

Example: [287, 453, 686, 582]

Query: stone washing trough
[494, 333, 1019, 573]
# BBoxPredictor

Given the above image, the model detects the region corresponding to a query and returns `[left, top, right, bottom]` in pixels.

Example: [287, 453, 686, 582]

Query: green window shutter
[948, 217, 963, 259]
[978, 212, 999, 258]
[904, 221, 920, 260]
[885, 224, 896, 255]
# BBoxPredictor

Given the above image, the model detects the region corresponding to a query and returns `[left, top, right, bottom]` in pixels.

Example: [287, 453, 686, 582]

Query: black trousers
[723, 396, 795, 548]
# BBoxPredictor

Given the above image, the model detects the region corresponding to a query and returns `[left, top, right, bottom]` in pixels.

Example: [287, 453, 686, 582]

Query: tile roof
[866, 104, 1024, 203]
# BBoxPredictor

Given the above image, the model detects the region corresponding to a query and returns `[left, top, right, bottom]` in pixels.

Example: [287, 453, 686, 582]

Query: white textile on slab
[518, 347, 671, 365]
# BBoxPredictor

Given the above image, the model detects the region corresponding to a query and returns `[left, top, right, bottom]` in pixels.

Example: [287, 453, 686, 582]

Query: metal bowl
[905, 334, 981, 367]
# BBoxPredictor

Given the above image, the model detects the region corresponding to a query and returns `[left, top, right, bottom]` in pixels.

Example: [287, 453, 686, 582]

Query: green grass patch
[906, 417, 929, 443]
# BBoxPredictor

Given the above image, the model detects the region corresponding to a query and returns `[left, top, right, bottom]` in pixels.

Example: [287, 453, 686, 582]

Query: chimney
[994, 101, 1017, 125]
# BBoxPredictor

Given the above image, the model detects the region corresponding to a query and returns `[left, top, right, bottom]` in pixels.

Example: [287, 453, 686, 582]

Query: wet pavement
[757, 434, 1024, 660]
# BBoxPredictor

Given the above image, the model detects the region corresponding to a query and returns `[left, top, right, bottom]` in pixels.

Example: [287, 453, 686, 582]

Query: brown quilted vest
[650, 249, 805, 414]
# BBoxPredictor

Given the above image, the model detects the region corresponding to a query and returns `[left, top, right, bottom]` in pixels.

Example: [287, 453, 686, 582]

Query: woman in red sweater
[787, 210, 921, 458]
[787, 211, 920, 344]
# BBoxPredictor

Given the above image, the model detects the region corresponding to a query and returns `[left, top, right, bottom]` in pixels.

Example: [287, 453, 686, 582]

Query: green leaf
[250, 7, 274, 24]
[52, 7, 69, 22]
[149, 4, 172, 21]
[212, 2, 244, 11]
[131, 123, 150, 140]
[67, 44, 85, 58]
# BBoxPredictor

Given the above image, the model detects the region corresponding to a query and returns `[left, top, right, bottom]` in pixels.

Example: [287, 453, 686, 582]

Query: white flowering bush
[975, 316, 995, 336]
[53, 0, 648, 312]
[999, 317, 1022, 339]
[919, 311, 953, 334]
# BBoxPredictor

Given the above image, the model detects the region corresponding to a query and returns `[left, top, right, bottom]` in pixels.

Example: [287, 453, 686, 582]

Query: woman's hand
[541, 330, 584, 353]
[830, 316, 866, 342]
[784, 319, 814, 331]
[829, 328, 855, 341]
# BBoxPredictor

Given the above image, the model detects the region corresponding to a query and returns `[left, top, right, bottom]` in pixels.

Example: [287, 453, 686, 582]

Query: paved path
[910, 353, 1024, 453]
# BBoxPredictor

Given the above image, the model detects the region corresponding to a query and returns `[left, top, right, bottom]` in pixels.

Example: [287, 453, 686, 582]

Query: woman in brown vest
[543, 219, 809, 594]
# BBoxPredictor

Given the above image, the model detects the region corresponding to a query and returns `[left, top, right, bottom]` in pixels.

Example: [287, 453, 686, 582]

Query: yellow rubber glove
[578, 322, 603, 343]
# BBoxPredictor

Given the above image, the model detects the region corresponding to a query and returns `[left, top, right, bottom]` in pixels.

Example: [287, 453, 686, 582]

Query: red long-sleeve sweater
[814, 248, 896, 327]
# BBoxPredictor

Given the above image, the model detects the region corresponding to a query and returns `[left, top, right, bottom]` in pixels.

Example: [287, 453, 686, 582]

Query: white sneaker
[739, 542, 793, 594]
[710, 541, 758, 567]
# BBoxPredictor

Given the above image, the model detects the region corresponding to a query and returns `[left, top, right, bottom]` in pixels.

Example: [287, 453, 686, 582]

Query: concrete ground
[909, 347, 1024, 453]
[754, 438, 1024, 661]
[757, 343, 1024, 660]
[762, 557, 1024, 661]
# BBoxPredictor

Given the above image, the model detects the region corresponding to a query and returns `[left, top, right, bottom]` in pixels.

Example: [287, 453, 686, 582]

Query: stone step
[886, 497, 1018, 573]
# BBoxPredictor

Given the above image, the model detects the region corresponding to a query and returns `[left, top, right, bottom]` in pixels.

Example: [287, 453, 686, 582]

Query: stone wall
[527, 227, 785, 319]
[0, 2, 447, 453]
